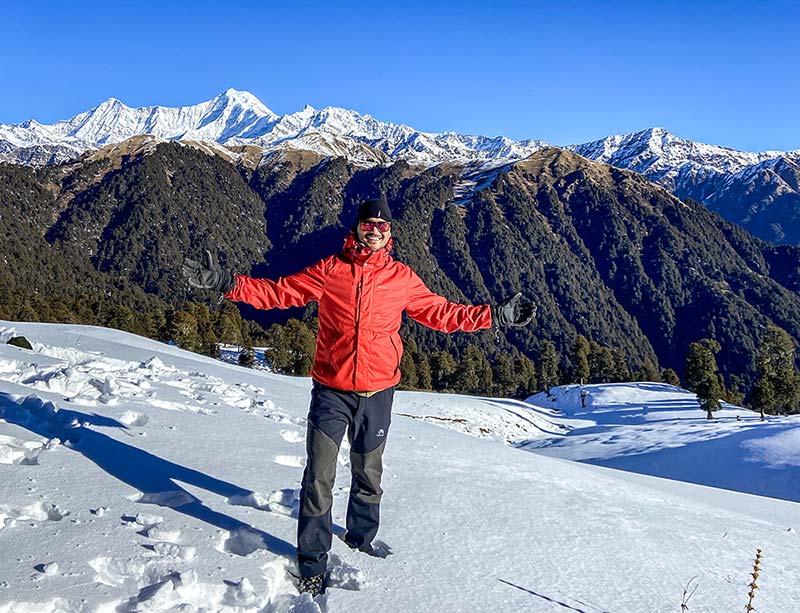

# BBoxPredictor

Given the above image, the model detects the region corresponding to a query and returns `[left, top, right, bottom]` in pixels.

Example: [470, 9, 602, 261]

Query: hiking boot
[297, 573, 325, 597]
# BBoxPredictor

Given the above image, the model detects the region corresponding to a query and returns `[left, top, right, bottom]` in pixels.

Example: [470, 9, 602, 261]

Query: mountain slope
[5, 92, 800, 243]
[2, 141, 798, 392]
[571, 128, 800, 244]
[0, 90, 279, 165]
[454, 148, 800, 379]
[0, 90, 547, 168]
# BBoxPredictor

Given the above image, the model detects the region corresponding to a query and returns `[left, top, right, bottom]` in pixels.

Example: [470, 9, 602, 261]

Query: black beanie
[357, 197, 393, 223]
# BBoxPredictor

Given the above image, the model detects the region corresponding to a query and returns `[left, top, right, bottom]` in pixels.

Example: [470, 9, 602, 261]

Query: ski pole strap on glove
[491, 292, 536, 328]
[181, 250, 236, 294]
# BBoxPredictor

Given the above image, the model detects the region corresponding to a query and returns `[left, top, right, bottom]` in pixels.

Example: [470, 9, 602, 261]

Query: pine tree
[572, 335, 590, 384]
[282, 319, 316, 375]
[611, 348, 632, 382]
[104, 304, 136, 333]
[751, 325, 800, 415]
[214, 302, 244, 345]
[588, 341, 616, 383]
[415, 353, 433, 390]
[538, 340, 560, 395]
[723, 373, 746, 406]
[188, 303, 219, 357]
[400, 351, 418, 389]
[750, 377, 773, 421]
[49, 299, 77, 324]
[661, 368, 681, 387]
[239, 345, 255, 368]
[430, 350, 457, 391]
[400, 338, 419, 389]
[634, 358, 660, 382]
[263, 322, 291, 373]
[452, 346, 493, 395]
[169, 308, 201, 352]
[140, 308, 167, 341]
[492, 353, 516, 397]
[684, 339, 724, 419]
[514, 355, 538, 397]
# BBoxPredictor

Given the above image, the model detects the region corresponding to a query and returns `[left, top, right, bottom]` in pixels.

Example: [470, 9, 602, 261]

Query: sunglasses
[360, 221, 391, 232]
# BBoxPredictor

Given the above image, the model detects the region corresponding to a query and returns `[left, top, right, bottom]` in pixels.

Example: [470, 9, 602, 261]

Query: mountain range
[0, 89, 546, 169]
[2, 89, 799, 244]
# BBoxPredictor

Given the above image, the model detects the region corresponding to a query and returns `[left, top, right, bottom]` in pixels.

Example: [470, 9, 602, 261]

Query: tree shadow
[0, 392, 295, 557]
[498, 579, 610, 612]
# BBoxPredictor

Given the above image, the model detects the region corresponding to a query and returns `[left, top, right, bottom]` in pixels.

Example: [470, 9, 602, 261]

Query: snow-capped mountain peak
[1, 90, 797, 183]
[0, 91, 546, 167]
[568, 126, 785, 178]
[218, 88, 274, 113]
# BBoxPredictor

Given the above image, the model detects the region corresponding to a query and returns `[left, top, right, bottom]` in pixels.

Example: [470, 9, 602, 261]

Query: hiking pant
[297, 382, 394, 578]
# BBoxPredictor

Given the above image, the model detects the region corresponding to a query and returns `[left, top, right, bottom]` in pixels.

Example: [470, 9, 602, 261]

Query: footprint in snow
[89, 556, 188, 609]
[337, 535, 393, 558]
[33, 562, 60, 577]
[267, 488, 300, 517]
[281, 430, 304, 444]
[0, 435, 47, 465]
[216, 526, 265, 556]
[118, 411, 148, 427]
[1, 501, 69, 529]
[274, 455, 305, 468]
[144, 542, 196, 561]
[363, 539, 393, 559]
[121, 512, 180, 542]
[229, 488, 300, 518]
[142, 524, 181, 543]
[326, 553, 365, 591]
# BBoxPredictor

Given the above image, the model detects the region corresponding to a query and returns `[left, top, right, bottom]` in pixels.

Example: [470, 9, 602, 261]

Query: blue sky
[2, 0, 798, 151]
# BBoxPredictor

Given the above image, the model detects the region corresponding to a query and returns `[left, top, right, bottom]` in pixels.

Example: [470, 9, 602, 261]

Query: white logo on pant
[376, 428, 385, 437]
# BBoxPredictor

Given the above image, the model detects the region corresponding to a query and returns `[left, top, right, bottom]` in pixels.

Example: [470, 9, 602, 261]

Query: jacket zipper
[390, 336, 401, 375]
[353, 268, 364, 389]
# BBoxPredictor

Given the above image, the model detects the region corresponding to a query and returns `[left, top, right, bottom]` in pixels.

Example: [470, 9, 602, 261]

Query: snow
[520, 383, 800, 503]
[566, 127, 800, 201]
[1, 321, 799, 612]
[5, 90, 797, 180]
[0, 90, 547, 167]
[742, 429, 800, 468]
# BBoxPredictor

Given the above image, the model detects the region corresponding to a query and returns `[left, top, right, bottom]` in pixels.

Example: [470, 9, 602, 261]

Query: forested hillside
[1, 140, 799, 405]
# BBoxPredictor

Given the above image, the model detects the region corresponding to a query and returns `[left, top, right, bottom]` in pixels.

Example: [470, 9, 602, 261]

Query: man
[182, 197, 535, 597]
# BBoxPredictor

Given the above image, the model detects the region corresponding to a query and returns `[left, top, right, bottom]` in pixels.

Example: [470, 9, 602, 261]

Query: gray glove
[492, 292, 536, 327]
[181, 250, 236, 293]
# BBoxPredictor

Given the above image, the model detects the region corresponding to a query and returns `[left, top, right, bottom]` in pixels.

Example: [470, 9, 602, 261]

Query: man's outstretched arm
[182, 250, 328, 310]
[405, 271, 535, 333]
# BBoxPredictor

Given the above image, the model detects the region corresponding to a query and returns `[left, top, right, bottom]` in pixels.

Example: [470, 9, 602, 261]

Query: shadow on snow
[0, 392, 296, 557]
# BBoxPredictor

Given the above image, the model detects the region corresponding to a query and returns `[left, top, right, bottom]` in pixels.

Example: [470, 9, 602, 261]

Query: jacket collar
[342, 231, 393, 266]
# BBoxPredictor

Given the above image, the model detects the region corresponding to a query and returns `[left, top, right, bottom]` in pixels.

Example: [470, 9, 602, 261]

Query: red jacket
[225, 233, 492, 391]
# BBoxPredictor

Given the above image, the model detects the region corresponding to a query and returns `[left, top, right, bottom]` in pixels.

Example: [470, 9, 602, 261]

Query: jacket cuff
[221, 272, 238, 297]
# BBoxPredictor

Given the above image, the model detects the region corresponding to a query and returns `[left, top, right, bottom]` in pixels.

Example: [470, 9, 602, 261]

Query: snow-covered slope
[565, 128, 800, 243]
[1, 321, 798, 612]
[0, 90, 280, 165]
[0, 91, 548, 167]
[568, 127, 787, 179]
[520, 383, 800, 503]
[568, 127, 800, 197]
